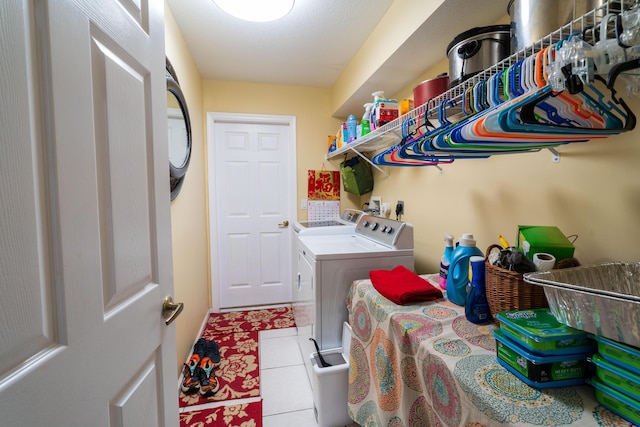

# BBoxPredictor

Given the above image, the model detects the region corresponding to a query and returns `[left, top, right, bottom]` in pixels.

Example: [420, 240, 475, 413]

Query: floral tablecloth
[346, 275, 631, 427]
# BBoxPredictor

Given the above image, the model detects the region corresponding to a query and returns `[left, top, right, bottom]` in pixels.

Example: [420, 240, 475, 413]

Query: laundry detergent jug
[446, 233, 483, 306]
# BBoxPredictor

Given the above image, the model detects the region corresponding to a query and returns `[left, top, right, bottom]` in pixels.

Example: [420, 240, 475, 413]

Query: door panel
[0, 0, 177, 425]
[211, 117, 294, 308]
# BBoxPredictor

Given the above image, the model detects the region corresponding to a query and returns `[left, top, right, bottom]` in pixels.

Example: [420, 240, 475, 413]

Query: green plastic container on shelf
[494, 329, 591, 388]
[590, 353, 640, 401]
[594, 335, 640, 375]
[589, 377, 640, 425]
[496, 308, 596, 355]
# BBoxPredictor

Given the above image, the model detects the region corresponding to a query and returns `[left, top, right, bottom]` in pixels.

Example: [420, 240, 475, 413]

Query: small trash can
[309, 322, 352, 427]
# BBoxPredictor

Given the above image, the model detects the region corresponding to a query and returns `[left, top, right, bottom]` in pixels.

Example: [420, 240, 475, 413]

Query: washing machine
[294, 214, 414, 383]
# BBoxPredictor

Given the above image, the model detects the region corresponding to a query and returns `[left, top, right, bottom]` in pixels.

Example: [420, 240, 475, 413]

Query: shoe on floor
[181, 338, 207, 394]
[198, 340, 221, 397]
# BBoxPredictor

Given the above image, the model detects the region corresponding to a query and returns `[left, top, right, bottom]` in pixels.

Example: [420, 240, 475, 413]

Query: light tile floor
[259, 327, 359, 427]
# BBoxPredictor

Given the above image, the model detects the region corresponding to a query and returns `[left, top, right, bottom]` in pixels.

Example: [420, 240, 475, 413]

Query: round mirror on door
[166, 58, 192, 200]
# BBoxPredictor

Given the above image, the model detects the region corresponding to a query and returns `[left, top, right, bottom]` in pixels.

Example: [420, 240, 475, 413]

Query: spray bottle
[361, 103, 372, 137]
[369, 91, 381, 131]
[439, 233, 454, 290]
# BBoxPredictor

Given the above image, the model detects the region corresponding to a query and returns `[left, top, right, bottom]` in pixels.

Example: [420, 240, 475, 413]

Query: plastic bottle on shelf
[370, 91, 384, 131]
[465, 255, 493, 324]
[346, 114, 358, 143]
[446, 233, 483, 306]
[341, 122, 348, 145]
[370, 90, 399, 128]
[439, 233, 454, 290]
[361, 103, 372, 137]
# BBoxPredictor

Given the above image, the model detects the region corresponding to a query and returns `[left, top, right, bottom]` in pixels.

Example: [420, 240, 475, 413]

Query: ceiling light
[213, 0, 294, 22]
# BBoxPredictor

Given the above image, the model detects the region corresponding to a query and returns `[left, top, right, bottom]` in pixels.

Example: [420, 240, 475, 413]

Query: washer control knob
[386, 227, 394, 234]
[371, 222, 379, 230]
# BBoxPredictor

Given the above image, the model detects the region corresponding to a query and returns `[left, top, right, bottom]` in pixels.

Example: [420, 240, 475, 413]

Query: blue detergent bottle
[346, 114, 358, 142]
[446, 233, 483, 306]
[465, 255, 493, 324]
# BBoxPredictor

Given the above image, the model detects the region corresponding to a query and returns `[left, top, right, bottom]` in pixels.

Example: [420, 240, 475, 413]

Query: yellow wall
[165, 4, 210, 373]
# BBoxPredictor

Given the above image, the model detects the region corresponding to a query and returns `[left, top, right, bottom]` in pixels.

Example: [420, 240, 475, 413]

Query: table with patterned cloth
[346, 275, 630, 427]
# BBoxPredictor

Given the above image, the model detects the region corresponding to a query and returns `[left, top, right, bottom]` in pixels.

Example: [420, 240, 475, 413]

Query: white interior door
[208, 113, 296, 309]
[0, 1, 178, 425]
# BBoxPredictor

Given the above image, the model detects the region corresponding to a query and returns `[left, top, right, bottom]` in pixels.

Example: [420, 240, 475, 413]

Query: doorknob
[162, 296, 184, 325]
[278, 220, 289, 228]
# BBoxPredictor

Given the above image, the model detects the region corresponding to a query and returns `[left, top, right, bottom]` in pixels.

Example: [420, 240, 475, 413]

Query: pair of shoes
[181, 338, 221, 397]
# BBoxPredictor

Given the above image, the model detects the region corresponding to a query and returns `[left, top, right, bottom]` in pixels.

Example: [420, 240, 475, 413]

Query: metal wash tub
[524, 263, 640, 348]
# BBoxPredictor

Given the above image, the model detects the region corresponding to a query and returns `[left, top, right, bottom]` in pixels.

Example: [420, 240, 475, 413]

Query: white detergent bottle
[439, 233, 454, 290]
[447, 233, 483, 306]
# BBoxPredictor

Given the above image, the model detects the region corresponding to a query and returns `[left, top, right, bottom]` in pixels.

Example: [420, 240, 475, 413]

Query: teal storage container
[590, 353, 640, 401]
[494, 329, 591, 388]
[589, 377, 640, 426]
[497, 308, 595, 355]
[594, 335, 640, 376]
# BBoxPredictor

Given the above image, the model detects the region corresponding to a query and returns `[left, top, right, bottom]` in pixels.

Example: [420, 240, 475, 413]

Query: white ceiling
[166, 0, 510, 116]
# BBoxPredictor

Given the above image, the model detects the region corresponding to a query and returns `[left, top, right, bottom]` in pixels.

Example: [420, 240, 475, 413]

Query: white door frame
[206, 112, 297, 312]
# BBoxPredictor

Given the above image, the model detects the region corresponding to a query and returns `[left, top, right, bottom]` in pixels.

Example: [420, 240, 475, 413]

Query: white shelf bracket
[347, 147, 390, 177]
[548, 147, 561, 163]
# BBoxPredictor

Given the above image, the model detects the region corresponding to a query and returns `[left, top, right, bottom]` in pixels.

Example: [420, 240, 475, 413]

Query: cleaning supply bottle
[370, 91, 385, 131]
[346, 114, 358, 142]
[439, 233, 454, 290]
[361, 103, 372, 137]
[465, 256, 493, 324]
[446, 233, 483, 306]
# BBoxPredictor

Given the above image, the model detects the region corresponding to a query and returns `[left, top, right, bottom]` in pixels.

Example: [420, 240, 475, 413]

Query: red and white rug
[179, 401, 262, 427]
[179, 306, 295, 427]
[202, 306, 295, 335]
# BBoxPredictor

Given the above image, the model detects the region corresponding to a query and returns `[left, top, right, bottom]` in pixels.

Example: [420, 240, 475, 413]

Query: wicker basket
[484, 244, 549, 319]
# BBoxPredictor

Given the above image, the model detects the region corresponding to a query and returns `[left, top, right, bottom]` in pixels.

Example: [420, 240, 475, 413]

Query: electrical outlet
[369, 196, 381, 212]
[396, 200, 404, 216]
[301, 199, 308, 210]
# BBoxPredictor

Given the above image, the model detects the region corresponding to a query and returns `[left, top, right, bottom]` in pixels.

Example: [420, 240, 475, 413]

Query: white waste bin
[310, 322, 352, 427]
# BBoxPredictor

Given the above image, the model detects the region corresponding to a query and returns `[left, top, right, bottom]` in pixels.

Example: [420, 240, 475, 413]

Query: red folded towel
[369, 265, 443, 305]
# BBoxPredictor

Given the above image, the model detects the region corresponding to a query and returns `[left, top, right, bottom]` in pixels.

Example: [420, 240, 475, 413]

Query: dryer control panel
[355, 215, 414, 249]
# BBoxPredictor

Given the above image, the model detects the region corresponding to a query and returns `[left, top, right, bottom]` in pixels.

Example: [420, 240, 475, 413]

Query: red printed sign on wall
[307, 170, 340, 200]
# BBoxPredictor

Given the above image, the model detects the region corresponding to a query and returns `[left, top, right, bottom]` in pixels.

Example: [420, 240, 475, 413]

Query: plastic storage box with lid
[496, 308, 595, 355]
[590, 353, 640, 400]
[589, 376, 640, 425]
[516, 225, 575, 262]
[494, 329, 592, 387]
[309, 322, 352, 427]
[523, 262, 640, 348]
[594, 335, 640, 375]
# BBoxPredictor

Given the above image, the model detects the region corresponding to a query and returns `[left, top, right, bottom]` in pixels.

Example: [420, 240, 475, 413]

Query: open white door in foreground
[0, 0, 179, 425]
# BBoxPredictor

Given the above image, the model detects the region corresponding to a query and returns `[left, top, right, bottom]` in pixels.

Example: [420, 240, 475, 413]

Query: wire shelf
[327, 0, 631, 161]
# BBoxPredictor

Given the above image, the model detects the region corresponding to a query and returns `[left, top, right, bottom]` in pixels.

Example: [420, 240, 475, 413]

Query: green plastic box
[590, 377, 640, 425]
[591, 353, 640, 401]
[517, 225, 575, 262]
[497, 308, 595, 355]
[494, 329, 591, 387]
[594, 335, 640, 376]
